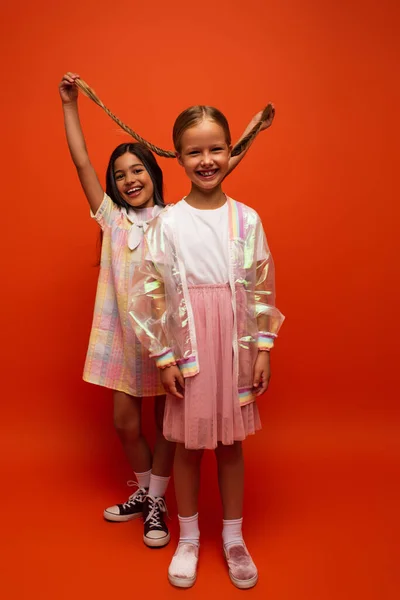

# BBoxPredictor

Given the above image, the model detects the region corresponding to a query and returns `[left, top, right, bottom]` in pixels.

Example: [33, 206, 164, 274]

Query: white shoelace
[122, 481, 146, 509]
[145, 495, 168, 527]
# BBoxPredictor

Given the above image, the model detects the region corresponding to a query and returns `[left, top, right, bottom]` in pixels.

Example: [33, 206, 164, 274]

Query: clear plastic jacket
[129, 197, 285, 406]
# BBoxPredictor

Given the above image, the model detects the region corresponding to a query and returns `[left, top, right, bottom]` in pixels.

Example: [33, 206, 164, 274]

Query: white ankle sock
[134, 469, 151, 489]
[222, 517, 244, 547]
[179, 513, 200, 546]
[148, 474, 170, 498]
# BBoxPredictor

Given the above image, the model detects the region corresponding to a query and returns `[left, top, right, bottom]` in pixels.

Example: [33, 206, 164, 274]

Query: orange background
[1, 0, 399, 598]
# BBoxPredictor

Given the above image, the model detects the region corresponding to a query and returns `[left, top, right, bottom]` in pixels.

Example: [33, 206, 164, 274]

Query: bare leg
[104, 392, 152, 522]
[142, 396, 174, 545]
[151, 395, 176, 477]
[174, 443, 204, 516]
[168, 443, 202, 587]
[215, 441, 257, 588]
[215, 441, 244, 520]
[113, 391, 152, 473]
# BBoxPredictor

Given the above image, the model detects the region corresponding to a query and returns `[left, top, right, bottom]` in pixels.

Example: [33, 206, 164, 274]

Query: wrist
[154, 349, 176, 369]
[62, 99, 78, 110]
[257, 332, 276, 351]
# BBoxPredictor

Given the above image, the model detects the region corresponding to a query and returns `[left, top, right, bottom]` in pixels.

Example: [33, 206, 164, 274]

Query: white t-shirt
[173, 199, 266, 286]
[174, 200, 230, 285]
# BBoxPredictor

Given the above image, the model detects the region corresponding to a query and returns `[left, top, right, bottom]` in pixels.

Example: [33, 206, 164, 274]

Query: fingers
[253, 367, 261, 389]
[253, 365, 270, 396]
[169, 380, 184, 399]
[256, 370, 270, 396]
[256, 374, 268, 396]
[259, 103, 275, 130]
[266, 103, 275, 117]
[161, 367, 185, 399]
[61, 73, 80, 86]
[269, 105, 276, 122]
[177, 371, 185, 390]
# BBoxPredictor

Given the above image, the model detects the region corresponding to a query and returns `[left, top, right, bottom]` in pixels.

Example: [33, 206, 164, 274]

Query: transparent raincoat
[129, 198, 285, 405]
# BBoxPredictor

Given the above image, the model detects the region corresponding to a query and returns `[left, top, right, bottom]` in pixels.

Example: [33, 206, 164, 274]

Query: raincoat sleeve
[128, 219, 176, 369]
[248, 216, 285, 350]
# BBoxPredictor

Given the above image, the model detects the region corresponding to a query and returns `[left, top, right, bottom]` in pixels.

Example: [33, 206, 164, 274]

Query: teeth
[127, 187, 142, 194]
[199, 170, 216, 176]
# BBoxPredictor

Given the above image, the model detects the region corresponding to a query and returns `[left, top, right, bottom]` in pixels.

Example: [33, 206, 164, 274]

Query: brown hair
[172, 105, 231, 153]
[75, 78, 175, 158]
[75, 78, 273, 158]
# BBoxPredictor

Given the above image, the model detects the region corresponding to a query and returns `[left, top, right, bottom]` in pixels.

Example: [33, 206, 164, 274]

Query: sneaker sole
[168, 572, 196, 588]
[143, 531, 171, 548]
[103, 511, 143, 523]
[223, 547, 258, 589]
[229, 572, 258, 589]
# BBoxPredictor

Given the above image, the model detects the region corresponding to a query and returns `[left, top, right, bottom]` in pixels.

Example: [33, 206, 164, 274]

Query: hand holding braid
[74, 76, 274, 158]
[230, 103, 275, 157]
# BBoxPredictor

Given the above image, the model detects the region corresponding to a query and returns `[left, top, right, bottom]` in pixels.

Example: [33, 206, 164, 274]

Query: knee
[113, 406, 141, 441]
[215, 441, 243, 463]
[176, 445, 204, 466]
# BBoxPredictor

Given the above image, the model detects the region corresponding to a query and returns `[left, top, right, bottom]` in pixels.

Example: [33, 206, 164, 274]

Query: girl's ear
[176, 151, 184, 166]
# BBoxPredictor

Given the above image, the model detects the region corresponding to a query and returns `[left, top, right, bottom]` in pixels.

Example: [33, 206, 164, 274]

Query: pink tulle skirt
[163, 284, 261, 449]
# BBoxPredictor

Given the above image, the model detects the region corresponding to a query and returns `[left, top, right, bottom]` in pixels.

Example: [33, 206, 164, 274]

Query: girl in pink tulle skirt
[129, 104, 284, 589]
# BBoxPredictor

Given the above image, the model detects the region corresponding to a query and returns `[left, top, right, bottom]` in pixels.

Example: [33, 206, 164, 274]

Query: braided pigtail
[75, 78, 176, 158]
[231, 103, 275, 157]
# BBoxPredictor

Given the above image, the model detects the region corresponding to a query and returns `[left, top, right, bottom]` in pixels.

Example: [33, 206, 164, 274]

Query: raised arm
[59, 72, 104, 214]
[226, 105, 275, 177]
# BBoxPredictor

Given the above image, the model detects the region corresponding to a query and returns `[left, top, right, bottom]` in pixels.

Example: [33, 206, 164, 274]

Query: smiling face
[177, 119, 231, 191]
[113, 152, 154, 208]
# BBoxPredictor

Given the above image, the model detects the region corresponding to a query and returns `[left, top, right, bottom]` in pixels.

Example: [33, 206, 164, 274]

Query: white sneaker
[168, 542, 199, 588]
